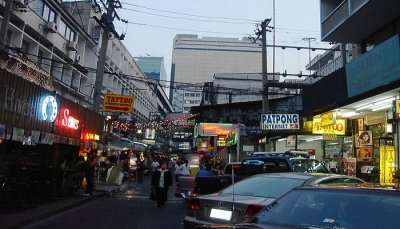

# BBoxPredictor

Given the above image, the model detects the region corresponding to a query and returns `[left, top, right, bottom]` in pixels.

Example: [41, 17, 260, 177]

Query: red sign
[61, 108, 80, 130]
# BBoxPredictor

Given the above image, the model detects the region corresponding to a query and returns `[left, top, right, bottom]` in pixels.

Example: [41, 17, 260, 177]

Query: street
[23, 180, 185, 229]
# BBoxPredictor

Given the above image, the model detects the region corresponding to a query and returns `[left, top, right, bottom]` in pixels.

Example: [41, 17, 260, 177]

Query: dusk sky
[117, 0, 328, 80]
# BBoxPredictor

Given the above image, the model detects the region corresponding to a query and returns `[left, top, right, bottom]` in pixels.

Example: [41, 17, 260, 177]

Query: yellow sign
[323, 134, 338, 141]
[396, 100, 400, 114]
[303, 121, 313, 132]
[380, 145, 396, 186]
[312, 116, 346, 135]
[320, 112, 336, 127]
[103, 94, 134, 113]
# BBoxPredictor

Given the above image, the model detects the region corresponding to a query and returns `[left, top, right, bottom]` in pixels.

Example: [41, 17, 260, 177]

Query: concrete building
[202, 73, 305, 106]
[0, 0, 160, 123]
[170, 34, 262, 113]
[63, 0, 159, 122]
[298, 0, 400, 166]
[0, 0, 99, 108]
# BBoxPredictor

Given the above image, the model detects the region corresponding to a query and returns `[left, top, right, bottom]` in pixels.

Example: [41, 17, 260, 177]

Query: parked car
[183, 173, 365, 228]
[250, 186, 400, 229]
[289, 157, 329, 173]
[177, 156, 293, 198]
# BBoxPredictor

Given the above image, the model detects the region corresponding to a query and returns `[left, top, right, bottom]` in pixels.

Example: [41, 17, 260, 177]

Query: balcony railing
[321, 0, 369, 38]
[313, 55, 344, 78]
[321, 0, 349, 36]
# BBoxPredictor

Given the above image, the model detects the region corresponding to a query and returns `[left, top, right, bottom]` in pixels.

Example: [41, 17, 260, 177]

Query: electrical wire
[121, 7, 256, 25]
[126, 21, 251, 36]
[120, 1, 259, 23]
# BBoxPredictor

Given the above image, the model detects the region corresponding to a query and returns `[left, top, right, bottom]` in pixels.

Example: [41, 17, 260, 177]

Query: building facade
[202, 73, 304, 105]
[281, 0, 400, 183]
[170, 34, 262, 113]
[64, 0, 158, 123]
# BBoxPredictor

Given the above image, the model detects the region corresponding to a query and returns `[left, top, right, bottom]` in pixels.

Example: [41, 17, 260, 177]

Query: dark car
[183, 173, 365, 229]
[251, 186, 400, 229]
[178, 157, 293, 198]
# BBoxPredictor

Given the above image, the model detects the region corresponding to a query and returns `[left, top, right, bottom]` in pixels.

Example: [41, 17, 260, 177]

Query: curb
[4, 192, 106, 229]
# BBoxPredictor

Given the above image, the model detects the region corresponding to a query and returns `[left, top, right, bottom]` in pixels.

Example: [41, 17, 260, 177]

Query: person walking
[197, 163, 216, 177]
[151, 162, 172, 207]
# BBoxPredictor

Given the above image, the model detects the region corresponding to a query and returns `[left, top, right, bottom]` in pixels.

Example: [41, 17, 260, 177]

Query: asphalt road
[24, 180, 186, 229]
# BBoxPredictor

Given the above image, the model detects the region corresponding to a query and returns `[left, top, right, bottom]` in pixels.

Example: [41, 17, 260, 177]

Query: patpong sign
[103, 94, 134, 113]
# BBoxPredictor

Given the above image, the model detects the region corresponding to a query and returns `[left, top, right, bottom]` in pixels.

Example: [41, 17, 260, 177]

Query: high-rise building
[134, 57, 168, 82]
[134, 56, 169, 97]
[170, 34, 262, 113]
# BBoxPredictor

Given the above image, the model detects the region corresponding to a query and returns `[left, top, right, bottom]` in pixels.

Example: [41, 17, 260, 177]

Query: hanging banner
[260, 114, 300, 130]
[103, 94, 135, 113]
[380, 145, 396, 186]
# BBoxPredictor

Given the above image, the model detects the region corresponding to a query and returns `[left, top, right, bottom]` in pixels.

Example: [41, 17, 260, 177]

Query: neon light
[61, 108, 80, 130]
[41, 96, 58, 122]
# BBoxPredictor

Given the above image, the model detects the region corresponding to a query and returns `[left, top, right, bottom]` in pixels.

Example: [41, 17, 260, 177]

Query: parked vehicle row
[177, 151, 329, 198]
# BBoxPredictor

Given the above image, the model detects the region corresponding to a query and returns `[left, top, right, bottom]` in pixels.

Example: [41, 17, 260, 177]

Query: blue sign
[41, 96, 58, 122]
[346, 35, 400, 97]
[260, 114, 300, 130]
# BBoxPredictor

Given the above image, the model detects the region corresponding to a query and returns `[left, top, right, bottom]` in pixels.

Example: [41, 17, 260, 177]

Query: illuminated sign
[195, 123, 237, 136]
[261, 114, 300, 130]
[61, 108, 80, 130]
[103, 94, 135, 113]
[82, 133, 100, 141]
[312, 116, 346, 135]
[380, 145, 396, 186]
[41, 96, 58, 122]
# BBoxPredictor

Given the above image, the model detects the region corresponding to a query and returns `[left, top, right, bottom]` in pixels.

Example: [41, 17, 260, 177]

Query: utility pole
[303, 37, 316, 76]
[272, 0, 276, 83]
[256, 19, 272, 114]
[0, 0, 14, 51]
[93, 0, 122, 111]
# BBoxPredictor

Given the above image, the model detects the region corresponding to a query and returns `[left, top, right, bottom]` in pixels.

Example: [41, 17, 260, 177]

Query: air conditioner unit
[68, 51, 76, 61]
[44, 22, 57, 33]
[14, 0, 29, 10]
[74, 54, 81, 64]
[67, 40, 78, 51]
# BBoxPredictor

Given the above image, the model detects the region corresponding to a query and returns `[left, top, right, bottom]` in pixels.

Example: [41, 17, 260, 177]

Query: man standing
[151, 162, 172, 207]
[85, 152, 97, 196]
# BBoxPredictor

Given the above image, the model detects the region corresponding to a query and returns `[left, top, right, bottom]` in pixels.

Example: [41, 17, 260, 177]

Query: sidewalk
[0, 184, 120, 229]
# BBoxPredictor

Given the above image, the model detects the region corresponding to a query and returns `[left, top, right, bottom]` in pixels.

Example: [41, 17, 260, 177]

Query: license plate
[210, 208, 232, 221]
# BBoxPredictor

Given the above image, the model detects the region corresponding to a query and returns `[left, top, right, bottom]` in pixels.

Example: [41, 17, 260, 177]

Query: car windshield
[257, 189, 400, 229]
[220, 176, 305, 198]
[291, 159, 329, 173]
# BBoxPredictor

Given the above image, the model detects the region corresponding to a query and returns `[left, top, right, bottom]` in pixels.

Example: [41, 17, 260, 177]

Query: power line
[120, 1, 259, 23]
[126, 21, 250, 36]
[121, 7, 255, 25]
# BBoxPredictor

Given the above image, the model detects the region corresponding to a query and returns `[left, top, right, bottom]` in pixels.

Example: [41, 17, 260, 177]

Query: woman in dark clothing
[151, 162, 172, 207]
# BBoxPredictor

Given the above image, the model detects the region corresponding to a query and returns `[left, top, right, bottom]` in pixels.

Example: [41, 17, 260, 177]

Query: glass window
[221, 176, 304, 198]
[69, 30, 76, 41]
[33, 0, 44, 16]
[257, 189, 400, 229]
[49, 10, 55, 22]
[58, 19, 67, 36]
[43, 5, 49, 21]
[66, 27, 71, 40]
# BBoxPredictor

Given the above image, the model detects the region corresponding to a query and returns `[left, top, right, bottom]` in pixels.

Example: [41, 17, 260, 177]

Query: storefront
[0, 70, 104, 208]
[298, 35, 400, 187]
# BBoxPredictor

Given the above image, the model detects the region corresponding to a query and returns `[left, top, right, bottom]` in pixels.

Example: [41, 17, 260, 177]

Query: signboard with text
[260, 114, 300, 130]
[103, 94, 134, 113]
[312, 116, 346, 135]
